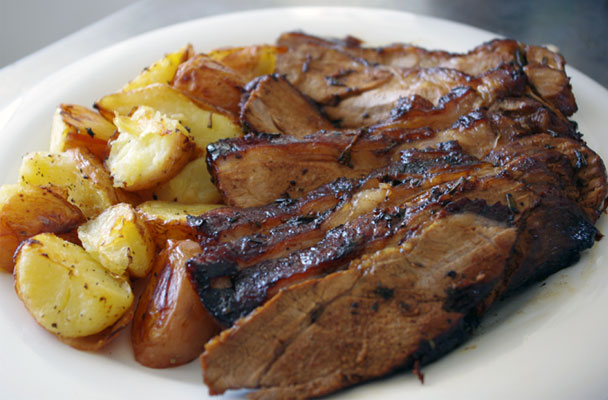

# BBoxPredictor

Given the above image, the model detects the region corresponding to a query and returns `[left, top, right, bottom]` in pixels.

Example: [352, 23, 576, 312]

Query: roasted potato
[107, 106, 195, 191]
[95, 83, 243, 152]
[78, 203, 155, 278]
[132, 239, 220, 368]
[122, 44, 193, 92]
[208, 45, 284, 81]
[152, 157, 222, 204]
[14, 233, 134, 338]
[136, 201, 222, 247]
[0, 184, 85, 272]
[172, 54, 245, 117]
[18, 148, 118, 218]
[50, 104, 116, 159]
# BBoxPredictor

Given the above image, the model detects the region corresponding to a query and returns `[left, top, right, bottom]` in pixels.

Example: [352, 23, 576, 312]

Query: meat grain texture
[186, 33, 607, 399]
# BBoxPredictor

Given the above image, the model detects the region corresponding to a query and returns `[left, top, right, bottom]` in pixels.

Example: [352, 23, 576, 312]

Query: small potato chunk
[0, 184, 85, 272]
[152, 157, 222, 204]
[14, 233, 134, 338]
[95, 83, 243, 152]
[132, 240, 220, 368]
[208, 45, 284, 81]
[122, 44, 193, 92]
[78, 203, 155, 278]
[108, 106, 195, 191]
[136, 201, 222, 247]
[50, 104, 116, 159]
[19, 148, 118, 218]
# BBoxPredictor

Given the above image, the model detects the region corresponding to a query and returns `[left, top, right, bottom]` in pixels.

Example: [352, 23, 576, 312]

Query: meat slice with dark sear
[206, 108, 498, 207]
[200, 209, 518, 397]
[277, 32, 521, 76]
[323, 63, 525, 128]
[239, 74, 334, 137]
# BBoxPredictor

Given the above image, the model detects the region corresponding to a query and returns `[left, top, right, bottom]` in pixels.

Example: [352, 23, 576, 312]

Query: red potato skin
[131, 239, 220, 368]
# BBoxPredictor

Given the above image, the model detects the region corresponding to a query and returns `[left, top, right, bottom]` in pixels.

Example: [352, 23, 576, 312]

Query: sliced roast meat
[277, 33, 521, 78]
[186, 34, 605, 400]
[323, 63, 525, 128]
[239, 74, 334, 137]
[207, 109, 499, 207]
[200, 210, 519, 397]
[190, 143, 550, 327]
[277, 32, 577, 122]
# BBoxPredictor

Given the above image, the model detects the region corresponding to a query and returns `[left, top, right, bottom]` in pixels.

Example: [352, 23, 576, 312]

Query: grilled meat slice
[487, 95, 578, 140]
[200, 209, 519, 397]
[275, 40, 392, 106]
[323, 63, 525, 128]
[191, 142, 553, 327]
[277, 33, 576, 121]
[207, 107, 500, 207]
[486, 133, 607, 222]
[239, 74, 334, 137]
[278, 32, 521, 76]
[194, 148, 599, 397]
[191, 141, 486, 243]
[187, 178, 356, 245]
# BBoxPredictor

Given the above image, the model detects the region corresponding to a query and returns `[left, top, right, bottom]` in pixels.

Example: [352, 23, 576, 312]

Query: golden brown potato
[0, 184, 86, 272]
[208, 45, 285, 81]
[122, 44, 193, 92]
[19, 148, 118, 218]
[107, 106, 195, 191]
[152, 157, 222, 204]
[78, 203, 156, 278]
[14, 233, 134, 338]
[172, 54, 245, 118]
[95, 83, 243, 152]
[50, 104, 116, 160]
[135, 201, 222, 247]
[132, 239, 220, 368]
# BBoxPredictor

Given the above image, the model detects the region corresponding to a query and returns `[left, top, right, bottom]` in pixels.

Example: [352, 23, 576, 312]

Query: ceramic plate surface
[1, 7, 607, 400]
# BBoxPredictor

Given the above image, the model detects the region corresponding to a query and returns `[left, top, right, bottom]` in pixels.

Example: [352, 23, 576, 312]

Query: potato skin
[0, 184, 86, 272]
[132, 240, 220, 368]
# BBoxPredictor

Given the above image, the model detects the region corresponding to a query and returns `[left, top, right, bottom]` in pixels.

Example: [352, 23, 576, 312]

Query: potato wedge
[172, 54, 245, 118]
[14, 233, 134, 338]
[208, 45, 284, 81]
[122, 44, 193, 92]
[152, 157, 221, 204]
[0, 184, 85, 272]
[136, 201, 222, 247]
[19, 148, 118, 218]
[50, 104, 116, 159]
[78, 203, 155, 278]
[132, 239, 220, 368]
[95, 83, 243, 152]
[107, 106, 195, 191]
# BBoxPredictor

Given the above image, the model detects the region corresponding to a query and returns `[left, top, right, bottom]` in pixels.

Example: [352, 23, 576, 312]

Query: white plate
[1, 7, 607, 400]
